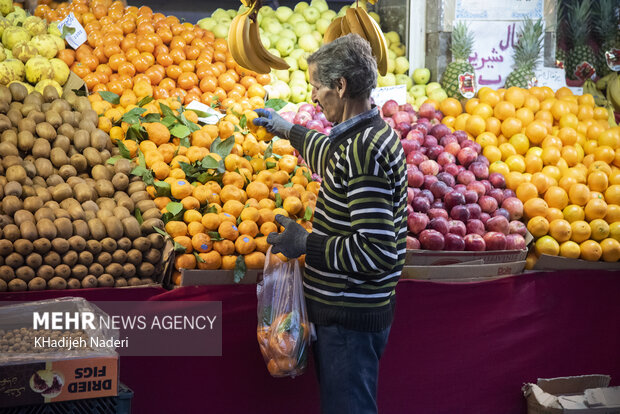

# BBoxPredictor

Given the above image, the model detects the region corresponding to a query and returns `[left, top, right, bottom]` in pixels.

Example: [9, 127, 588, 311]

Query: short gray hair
[307, 34, 378, 99]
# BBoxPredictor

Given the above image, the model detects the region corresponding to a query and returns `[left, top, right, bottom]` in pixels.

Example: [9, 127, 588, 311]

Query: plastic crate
[0, 383, 133, 414]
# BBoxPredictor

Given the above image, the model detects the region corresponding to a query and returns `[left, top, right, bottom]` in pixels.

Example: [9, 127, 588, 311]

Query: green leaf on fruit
[117, 141, 131, 159]
[284, 182, 293, 188]
[204, 205, 218, 214]
[264, 99, 287, 111]
[275, 193, 283, 208]
[161, 115, 177, 128]
[153, 226, 169, 238]
[170, 124, 191, 139]
[173, 241, 187, 253]
[154, 181, 171, 197]
[137, 150, 146, 168]
[211, 136, 235, 159]
[239, 114, 247, 129]
[266, 161, 277, 169]
[160, 103, 175, 118]
[166, 202, 184, 217]
[207, 231, 223, 241]
[303, 170, 313, 182]
[121, 107, 147, 125]
[264, 141, 273, 159]
[194, 251, 205, 263]
[234, 255, 246, 283]
[137, 96, 154, 107]
[303, 206, 313, 221]
[142, 113, 161, 123]
[106, 155, 122, 165]
[134, 208, 143, 225]
[98, 91, 120, 105]
[60, 25, 76, 39]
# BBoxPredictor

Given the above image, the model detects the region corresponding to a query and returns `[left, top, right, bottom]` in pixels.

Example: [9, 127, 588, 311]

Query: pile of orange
[439, 86, 620, 264]
[36, 0, 269, 110]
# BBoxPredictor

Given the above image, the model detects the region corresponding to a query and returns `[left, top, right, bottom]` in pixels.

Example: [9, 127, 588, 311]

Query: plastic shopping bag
[256, 248, 309, 378]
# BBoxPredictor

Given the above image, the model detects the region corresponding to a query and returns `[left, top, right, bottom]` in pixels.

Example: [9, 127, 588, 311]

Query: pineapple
[593, 0, 620, 77]
[441, 22, 475, 99]
[565, 0, 597, 81]
[505, 18, 544, 88]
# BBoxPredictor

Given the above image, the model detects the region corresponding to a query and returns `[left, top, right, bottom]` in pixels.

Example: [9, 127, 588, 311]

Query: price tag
[605, 48, 620, 72]
[57, 12, 87, 49]
[534, 67, 567, 91]
[185, 100, 224, 125]
[567, 87, 583, 96]
[371, 85, 407, 108]
[458, 72, 476, 98]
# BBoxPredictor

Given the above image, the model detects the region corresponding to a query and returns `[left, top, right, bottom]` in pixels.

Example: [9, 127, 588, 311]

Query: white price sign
[57, 12, 87, 49]
[185, 100, 224, 125]
[534, 67, 567, 91]
[371, 85, 407, 108]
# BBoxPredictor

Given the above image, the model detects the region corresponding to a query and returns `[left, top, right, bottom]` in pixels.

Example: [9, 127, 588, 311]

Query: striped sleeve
[306, 158, 398, 278]
[289, 125, 331, 177]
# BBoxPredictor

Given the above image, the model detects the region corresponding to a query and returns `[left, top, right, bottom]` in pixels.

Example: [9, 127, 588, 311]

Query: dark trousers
[312, 324, 391, 414]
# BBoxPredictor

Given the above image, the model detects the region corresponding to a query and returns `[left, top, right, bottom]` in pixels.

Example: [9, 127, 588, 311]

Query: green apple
[395, 74, 412, 89]
[264, 84, 277, 100]
[310, 0, 329, 13]
[294, 21, 313, 38]
[412, 68, 431, 85]
[226, 9, 237, 19]
[259, 5, 274, 16]
[390, 43, 406, 57]
[337, 5, 349, 17]
[262, 18, 282, 35]
[414, 96, 428, 107]
[272, 80, 291, 101]
[275, 38, 295, 57]
[299, 33, 319, 52]
[378, 73, 396, 87]
[290, 84, 307, 103]
[321, 10, 336, 20]
[312, 31, 322, 43]
[409, 84, 426, 99]
[290, 70, 306, 83]
[282, 22, 294, 31]
[425, 82, 442, 95]
[406, 94, 416, 106]
[288, 13, 306, 25]
[197, 17, 216, 31]
[275, 6, 294, 23]
[394, 56, 409, 75]
[268, 48, 281, 57]
[316, 18, 331, 35]
[298, 53, 309, 70]
[387, 49, 396, 60]
[211, 9, 229, 21]
[385, 31, 400, 45]
[280, 29, 297, 43]
[387, 58, 395, 74]
[289, 49, 306, 60]
[274, 69, 290, 82]
[429, 88, 448, 102]
[369, 11, 380, 24]
[212, 24, 229, 39]
[284, 56, 299, 71]
[294, 1, 309, 13]
[302, 6, 321, 24]
[260, 34, 271, 49]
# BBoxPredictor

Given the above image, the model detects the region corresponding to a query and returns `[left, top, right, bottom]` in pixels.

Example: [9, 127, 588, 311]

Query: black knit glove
[253, 108, 294, 139]
[266, 215, 308, 259]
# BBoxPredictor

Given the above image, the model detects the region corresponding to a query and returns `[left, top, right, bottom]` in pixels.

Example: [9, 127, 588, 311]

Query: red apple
[406, 129, 425, 143]
[478, 195, 498, 214]
[457, 147, 478, 167]
[450, 205, 470, 221]
[437, 172, 455, 187]
[444, 191, 466, 210]
[509, 220, 527, 236]
[421, 189, 435, 202]
[454, 130, 468, 143]
[492, 208, 511, 221]
[412, 197, 431, 213]
[479, 212, 491, 224]
[408, 152, 427, 166]
[444, 142, 461, 156]
[465, 233, 486, 251]
[430, 217, 449, 235]
[468, 162, 489, 180]
[488, 188, 505, 205]
[483, 232, 507, 251]
[407, 204, 413, 216]
[430, 124, 450, 139]
[475, 155, 490, 166]
[503, 189, 516, 199]
[502, 197, 524, 220]
[384, 117, 395, 129]
[489, 172, 506, 189]
[408, 212, 429, 234]
[466, 219, 485, 236]
[423, 135, 438, 148]
[382, 100, 399, 117]
[428, 208, 449, 220]
[465, 203, 482, 219]
[430, 181, 450, 199]
[444, 233, 465, 251]
[419, 229, 445, 250]
[406, 235, 421, 249]
[464, 190, 479, 204]
[418, 103, 436, 120]
[431, 200, 445, 209]
[420, 160, 440, 176]
[423, 176, 438, 191]
[440, 134, 457, 146]
[428, 145, 445, 160]
[467, 181, 486, 197]
[444, 163, 460, 176]
[486, 215, 510, 235]
[505, 234, 526, 250]
[448, 220, 467, 237]
[407, 187, 415, 204]
[480, 180, 493, 195]
[454, 184, 467, 193]
[402, 139, 420, 156]
[293, 111, 312, 127]
[457, 170, 476, 185]
[407, 167, 424, 188]
[393, 111, 411, 125]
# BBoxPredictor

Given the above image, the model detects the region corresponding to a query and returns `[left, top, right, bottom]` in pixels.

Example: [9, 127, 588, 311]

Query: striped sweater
[289, 108, 407, 332]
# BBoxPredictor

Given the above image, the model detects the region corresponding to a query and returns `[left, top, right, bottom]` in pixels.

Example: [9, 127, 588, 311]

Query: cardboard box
[0, 298, 119, 408]
[178, 269, 262, 286]
[405, 248, 528, 266]
[534, 255, 620, 271]
[401, 260, 526, 281]
[62, 71, 87, 96]
[523, 375, 620, 413]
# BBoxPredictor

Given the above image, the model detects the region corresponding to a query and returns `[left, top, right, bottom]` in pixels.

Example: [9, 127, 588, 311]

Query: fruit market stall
[0, 0, 618, 412]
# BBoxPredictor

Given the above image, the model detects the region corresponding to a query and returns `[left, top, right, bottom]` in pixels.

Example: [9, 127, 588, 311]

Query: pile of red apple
[381, 100, 527, 252]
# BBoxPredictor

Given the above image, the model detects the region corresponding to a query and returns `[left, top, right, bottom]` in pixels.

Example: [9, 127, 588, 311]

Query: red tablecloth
[2, 270, 619, 413]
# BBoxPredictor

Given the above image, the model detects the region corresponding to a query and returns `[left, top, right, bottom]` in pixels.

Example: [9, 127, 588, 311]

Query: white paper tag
[534, 67, 567, 91]
[371, 84, 407, 108]
[57, 12, 87, 49]
[185, 100, 224, 125]
[567, 87, 583, 96]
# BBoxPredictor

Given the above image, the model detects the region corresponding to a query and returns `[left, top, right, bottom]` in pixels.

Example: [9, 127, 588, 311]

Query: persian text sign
[456, 0, 543, 20]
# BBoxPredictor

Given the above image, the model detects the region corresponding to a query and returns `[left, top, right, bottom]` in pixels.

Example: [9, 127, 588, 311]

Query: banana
[241, 13, 271, 74]
[364, 9, 389, 75]
[248, 17, 289, 71]
[341, 15, 351, 35]
[228, 13, 250, 70]
[606, 103, 618, 127]
[345, 8, 366, 37]
[608, 72, 620, 112]
[596, 72, 615, 92]
[584, 79, 608, 107]
[323, 17, 343, 44]
[355, 7, 384, 71]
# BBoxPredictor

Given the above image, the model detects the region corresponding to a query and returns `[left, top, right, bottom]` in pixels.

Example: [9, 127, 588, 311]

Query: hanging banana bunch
[323, 6, 389, 76]
[228, 0, 289, 74]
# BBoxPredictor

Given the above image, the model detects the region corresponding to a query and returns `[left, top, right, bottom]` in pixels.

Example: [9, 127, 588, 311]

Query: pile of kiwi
[0, 83, 167, 292]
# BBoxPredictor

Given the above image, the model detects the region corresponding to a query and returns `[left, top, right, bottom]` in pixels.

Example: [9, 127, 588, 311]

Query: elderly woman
[254, 34, 407, 414]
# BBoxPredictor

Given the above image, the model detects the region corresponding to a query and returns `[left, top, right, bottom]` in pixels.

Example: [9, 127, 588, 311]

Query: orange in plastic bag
[256, 247, 309, 378]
